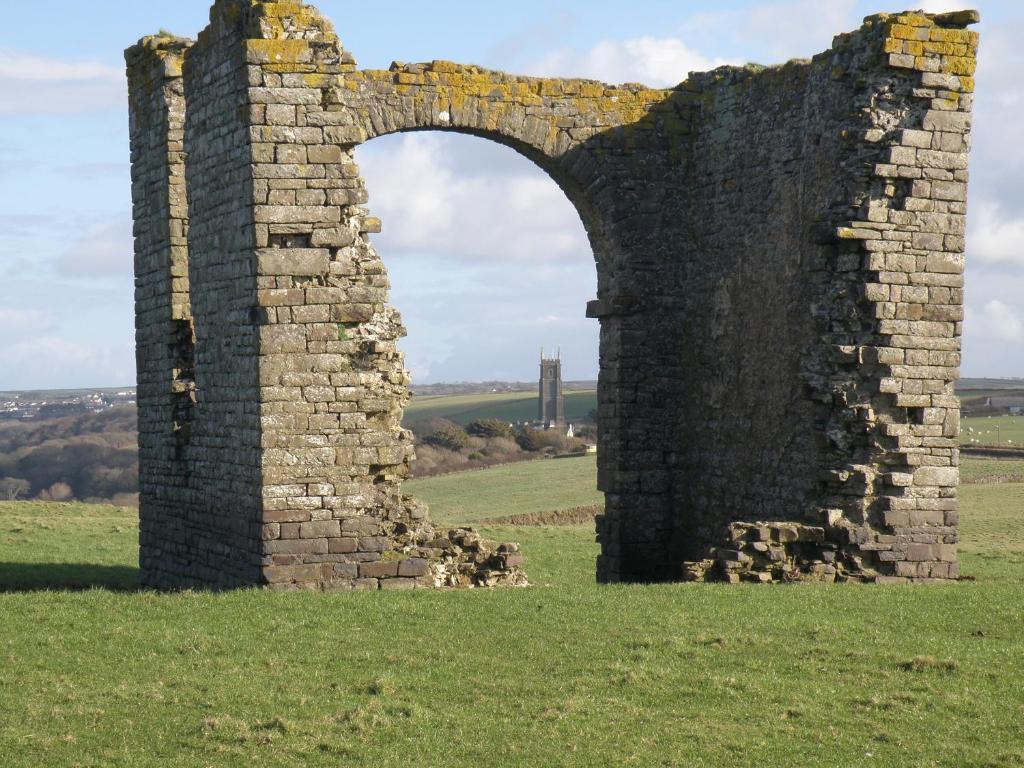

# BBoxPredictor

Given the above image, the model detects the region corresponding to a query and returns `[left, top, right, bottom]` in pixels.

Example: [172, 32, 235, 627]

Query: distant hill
[958, 378, 1024, 391]
[404, 390, 597, 427]
[410, 380, 597, 397]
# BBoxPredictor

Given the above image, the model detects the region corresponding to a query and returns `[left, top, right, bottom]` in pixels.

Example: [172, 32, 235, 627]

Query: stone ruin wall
[668, 14, 977, 582]
[127, 1, 978, 590]
[127, 41, 198, 582]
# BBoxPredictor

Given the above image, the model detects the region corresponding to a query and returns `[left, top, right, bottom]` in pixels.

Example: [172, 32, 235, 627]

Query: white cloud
[685, 0, 857, 62]
[0, 308, 47, 332]
[968, 202, 1024, 267]
[967, 300, 1023, 343]
[915, 0, 971, 13]
[357, 133, 590, 263]
[1, 337, 135, 389]
[0, 50, 122, 82]
[961, 269, 1024, 376]
[527, 36, 734, 87]
[57, 217, 134, 277]
[0, 48, 125, 115]
[355, 132, 600, 382]
[390, 259, 600, 383]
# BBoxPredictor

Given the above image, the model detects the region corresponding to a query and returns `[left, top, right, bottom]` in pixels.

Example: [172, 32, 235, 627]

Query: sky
[0, 0, 1020, 388]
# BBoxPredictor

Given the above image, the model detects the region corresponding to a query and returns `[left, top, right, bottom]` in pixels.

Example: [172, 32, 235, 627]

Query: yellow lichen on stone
[257, 2, 308, 13]
[930, 28, 973, 43]
[903, 40, 924, 57]
[247, 39, 312, 64]
[889, 24, 919, 40]
[958, 75, 975, 93]
[925, 40, 966, 56]
[428, 60, 462, 74]
[894, 13, 933, 27]
[883, 38, 903, 54]
[302, 73, 332, 88]
[942, 55, 976, 76]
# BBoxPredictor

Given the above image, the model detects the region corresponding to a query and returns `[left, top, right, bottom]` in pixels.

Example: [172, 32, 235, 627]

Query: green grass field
[1, 458, 1023, 767]
[404, 390, 597, 426]
[406, 455, 603, 524]
[962, 415, 1024, 446]
[961, 457, 1024, 484]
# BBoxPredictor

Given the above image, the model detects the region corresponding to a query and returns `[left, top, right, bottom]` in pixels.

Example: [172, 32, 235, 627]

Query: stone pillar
[668, 10, 978, 583]
[131, 0, 526, 591]
[126, 35, 195, 588]
[175, 1, 270, 587]
[824, 11, 978, 582]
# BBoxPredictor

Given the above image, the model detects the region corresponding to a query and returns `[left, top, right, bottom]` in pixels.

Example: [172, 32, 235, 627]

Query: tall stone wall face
[824, 13, 975, 583]
[126, 37, 196, 588]
[175, 3, 270, 587]
[672, 12, 977, 583]
[670, 60, 833, 561]
[127, 2, 978, 589]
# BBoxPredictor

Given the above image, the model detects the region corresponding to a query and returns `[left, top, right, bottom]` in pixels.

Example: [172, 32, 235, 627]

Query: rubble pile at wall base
[681, 518, 958, 584]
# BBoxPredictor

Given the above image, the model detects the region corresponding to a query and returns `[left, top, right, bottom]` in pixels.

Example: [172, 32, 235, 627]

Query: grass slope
[961, 457, 1024, 484]
[404, 390, 597, 426]
[405, 455, 602, 525]
[1, 463, 1024, 767]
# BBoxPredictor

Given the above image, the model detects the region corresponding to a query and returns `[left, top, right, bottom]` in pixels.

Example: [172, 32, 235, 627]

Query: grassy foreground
[1, 459, 1023, 767]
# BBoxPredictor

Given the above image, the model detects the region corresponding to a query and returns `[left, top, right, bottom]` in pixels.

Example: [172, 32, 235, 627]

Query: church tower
[539, 349, 565, 428]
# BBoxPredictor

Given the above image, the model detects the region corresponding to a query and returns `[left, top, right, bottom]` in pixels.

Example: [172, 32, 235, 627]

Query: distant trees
[466, 419, 515, 439]
[0, 406, 138, 503]
[0, 477, 30, 500]
[38, 482, 73, 502]
[422, 422, 471, 452]
[516, 427, 584, 453]
[406, 416, 589, 479]
[0, 399, 593, 499]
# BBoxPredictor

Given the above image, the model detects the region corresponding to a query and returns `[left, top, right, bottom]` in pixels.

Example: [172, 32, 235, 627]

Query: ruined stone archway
[127, 1, 979, 589]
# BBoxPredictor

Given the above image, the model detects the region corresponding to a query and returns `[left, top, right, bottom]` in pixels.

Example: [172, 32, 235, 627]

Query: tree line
[0, 406, 138, 505]
[0, 407, 595, 505]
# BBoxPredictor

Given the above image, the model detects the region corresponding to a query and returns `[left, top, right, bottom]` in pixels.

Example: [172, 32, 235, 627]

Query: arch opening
[348, 129, 604, 535]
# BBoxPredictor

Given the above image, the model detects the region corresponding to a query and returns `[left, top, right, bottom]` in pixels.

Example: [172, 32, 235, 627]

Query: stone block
[311, 226, 355, 247]
[300, 520, 341, 538]
[307, 145, 344, 163]
[398, 558, 430, 577]
[254, 206, 341, 224]
[256, 248, 330, 276]
[360, 561, 399, 579]
[265, 538, 329, 555]
[914, 466, 958, 487]
[264, 564, 322, 583]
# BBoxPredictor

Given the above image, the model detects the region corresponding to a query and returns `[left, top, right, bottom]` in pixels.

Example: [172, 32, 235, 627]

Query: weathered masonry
[127, 1, 979, 589]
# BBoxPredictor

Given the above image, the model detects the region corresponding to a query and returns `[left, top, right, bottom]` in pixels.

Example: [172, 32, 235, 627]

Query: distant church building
[539, 349, 565, 428]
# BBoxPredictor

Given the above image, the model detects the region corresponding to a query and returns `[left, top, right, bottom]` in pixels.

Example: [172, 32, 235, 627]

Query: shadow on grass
[0, 562, 139, 593]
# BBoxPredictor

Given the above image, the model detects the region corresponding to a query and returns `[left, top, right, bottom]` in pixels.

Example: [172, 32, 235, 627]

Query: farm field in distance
[402, 392, 1024, 450]
[1, 456, 1023, 766]
[403, 390, 596, 426]
[962, 414, 1024, 446]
